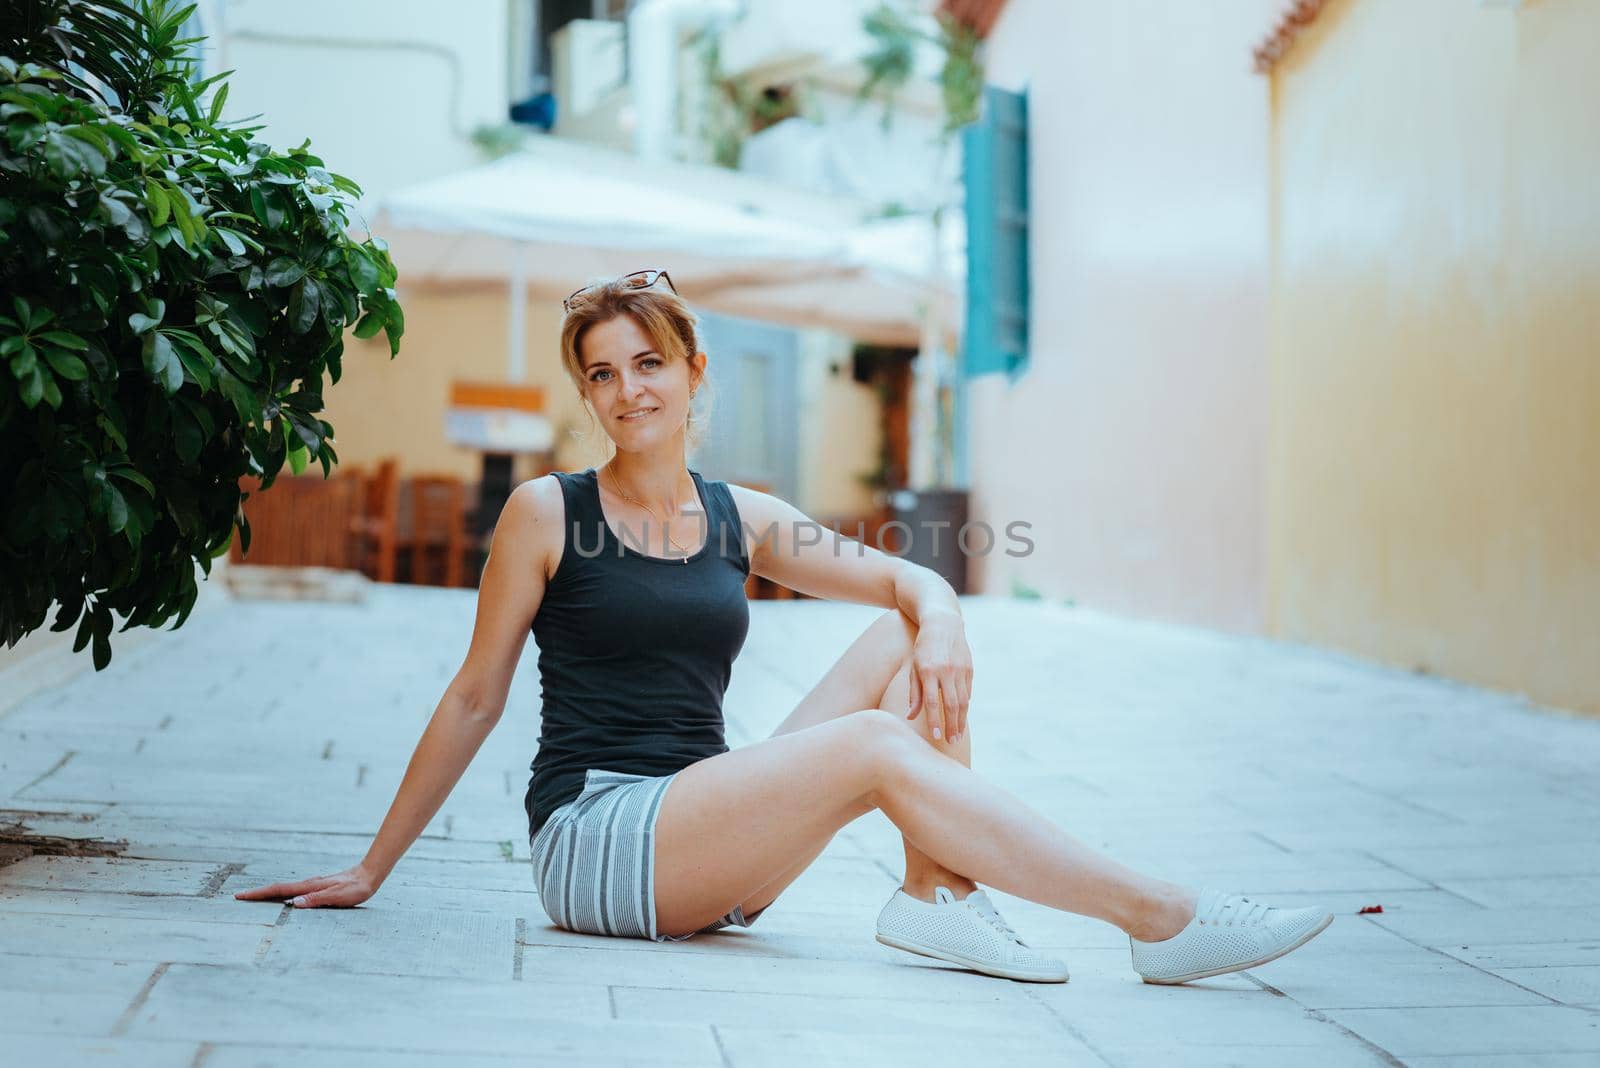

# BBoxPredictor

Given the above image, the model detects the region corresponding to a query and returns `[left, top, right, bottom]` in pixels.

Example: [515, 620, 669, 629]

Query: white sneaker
[876, 885, 1069, 983]
[1130, 887, 1333, 985]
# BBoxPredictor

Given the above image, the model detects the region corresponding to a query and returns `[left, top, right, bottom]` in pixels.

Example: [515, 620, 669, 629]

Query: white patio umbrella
[371, 147, 960, 369]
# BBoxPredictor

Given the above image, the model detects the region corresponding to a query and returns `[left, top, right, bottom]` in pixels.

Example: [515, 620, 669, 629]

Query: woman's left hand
[905, 613, 974, 745]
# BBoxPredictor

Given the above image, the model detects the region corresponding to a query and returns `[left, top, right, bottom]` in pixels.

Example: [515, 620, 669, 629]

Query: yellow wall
[1269, 0, 1600, 713]
[325, 287, 878, 517]
[325, 287, 586, 482]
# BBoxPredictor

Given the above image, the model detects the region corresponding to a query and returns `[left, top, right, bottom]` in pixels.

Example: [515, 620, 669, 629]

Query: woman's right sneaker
[1129, 887, 1333, 985]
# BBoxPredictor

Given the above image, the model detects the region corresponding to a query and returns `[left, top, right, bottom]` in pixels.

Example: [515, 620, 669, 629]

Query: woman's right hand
[233, 864, 380, 909]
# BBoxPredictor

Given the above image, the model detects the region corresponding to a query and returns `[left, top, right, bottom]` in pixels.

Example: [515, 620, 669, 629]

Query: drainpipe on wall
[628, 0, 740, 163]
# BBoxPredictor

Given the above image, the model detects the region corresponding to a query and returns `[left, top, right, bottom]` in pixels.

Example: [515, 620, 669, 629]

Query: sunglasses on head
[563, 269, 677, 314]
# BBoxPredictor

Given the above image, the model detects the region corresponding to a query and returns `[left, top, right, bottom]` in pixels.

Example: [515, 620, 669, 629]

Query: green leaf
[43, 129, 107, 178]
[265, 257, 306, 288]
[167, 185, 197, 246]
[352, 306, 386, 339]
[129, 299, 165, 334]
[73, 608, 94, 654]
[43, 348, 89, 380]
[249, 186, 286, 228]
[104, 483, 129, 533]
[13, 341, 38, 375]
[382, 299, 405, 356]
[90, 605, 112, 671]
[98, 193, 139, 235]
[347, 249, 380, 293]
[218, 369, 259, 424]
[145, 178, 170, 227]
[215, 227, 246, 255]
[167, 331, 215, 390]
[20, 367, 44, 407]
[39, 330, 88, 350]
[109, 467, 156, 496]
[289, 277, 322, 333]
[50, 592, 85, 634]
[96, 410, 129, 451]
[141, 332, 183, 394]
[286, 443, 308, 476]
[208, 80, 229, 123]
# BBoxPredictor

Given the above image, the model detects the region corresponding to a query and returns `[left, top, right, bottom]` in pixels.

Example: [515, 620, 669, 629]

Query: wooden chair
[230, 473, 362, 569]
[350, 457, 400, 582]
[407, 475, 468, 588]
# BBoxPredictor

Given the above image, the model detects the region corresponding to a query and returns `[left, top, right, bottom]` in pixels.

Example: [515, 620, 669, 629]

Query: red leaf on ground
[1358, 904, 1384, 914]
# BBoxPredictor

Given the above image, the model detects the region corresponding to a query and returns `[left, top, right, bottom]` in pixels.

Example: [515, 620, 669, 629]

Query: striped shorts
[529, 768, 764, 942]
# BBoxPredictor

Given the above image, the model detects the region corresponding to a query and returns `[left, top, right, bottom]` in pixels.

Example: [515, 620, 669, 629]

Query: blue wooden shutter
[962, 86, 1030, 377]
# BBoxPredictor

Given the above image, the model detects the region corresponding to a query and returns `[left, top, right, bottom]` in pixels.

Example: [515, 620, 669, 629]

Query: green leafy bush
[0, 0, 404, 666]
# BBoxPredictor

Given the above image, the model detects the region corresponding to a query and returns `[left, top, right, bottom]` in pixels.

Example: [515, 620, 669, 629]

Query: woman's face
[579, 314, 704, 450]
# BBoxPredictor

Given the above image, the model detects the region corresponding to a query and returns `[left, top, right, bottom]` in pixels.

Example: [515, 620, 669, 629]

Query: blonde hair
[558, 279, 713, 457]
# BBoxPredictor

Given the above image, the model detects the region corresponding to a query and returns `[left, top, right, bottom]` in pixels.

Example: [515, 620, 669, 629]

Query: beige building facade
[969, 0, 1598, 715]
[1266, 0, 1600, 713]
[968, 0, 1278, 633]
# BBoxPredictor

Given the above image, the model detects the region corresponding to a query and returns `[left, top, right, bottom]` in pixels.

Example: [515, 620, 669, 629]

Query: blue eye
[590, 369, 612, 383]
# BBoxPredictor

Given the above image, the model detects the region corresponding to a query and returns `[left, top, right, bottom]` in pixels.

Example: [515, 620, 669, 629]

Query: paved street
[3, 586, 1599, 1065]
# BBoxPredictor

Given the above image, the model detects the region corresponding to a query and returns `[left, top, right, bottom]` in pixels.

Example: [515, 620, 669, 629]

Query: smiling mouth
[619, 408, 658, 421]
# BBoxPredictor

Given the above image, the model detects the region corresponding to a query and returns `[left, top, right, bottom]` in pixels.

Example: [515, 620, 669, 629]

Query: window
[961, 85, 1029, 378]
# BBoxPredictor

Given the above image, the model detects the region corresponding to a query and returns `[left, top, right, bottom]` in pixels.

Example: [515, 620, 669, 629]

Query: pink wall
[969, 0, 1276, 634]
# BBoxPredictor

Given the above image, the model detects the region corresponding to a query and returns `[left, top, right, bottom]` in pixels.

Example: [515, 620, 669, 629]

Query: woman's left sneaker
[875, 885, 1070, 983]
[1130, 887, 1334, 984]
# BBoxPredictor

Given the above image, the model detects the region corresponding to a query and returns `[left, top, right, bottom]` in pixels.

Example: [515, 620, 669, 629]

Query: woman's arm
[728, 486, 974, 746]
[235, 476, 564, 908]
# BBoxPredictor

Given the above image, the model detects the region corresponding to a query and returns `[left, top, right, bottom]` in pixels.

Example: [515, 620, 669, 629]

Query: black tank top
[523, 467, 751, 838]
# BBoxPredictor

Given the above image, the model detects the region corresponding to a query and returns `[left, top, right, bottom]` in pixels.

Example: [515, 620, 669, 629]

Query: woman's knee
[864, 609, 917, 660]
[838, 707, 925, 795]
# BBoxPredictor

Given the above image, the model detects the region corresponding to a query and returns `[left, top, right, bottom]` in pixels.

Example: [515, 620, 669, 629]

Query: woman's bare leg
[763, 610, 975, 901]
[653, 711, 885, 935]
[653, 707, 1195, 940]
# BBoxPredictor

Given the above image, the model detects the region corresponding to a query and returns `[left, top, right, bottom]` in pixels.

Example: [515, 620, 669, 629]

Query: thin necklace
[604, 464, 696, 561]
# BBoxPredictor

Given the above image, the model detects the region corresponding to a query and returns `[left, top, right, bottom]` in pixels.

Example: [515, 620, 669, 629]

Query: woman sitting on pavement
[238, 269, 1333, 985]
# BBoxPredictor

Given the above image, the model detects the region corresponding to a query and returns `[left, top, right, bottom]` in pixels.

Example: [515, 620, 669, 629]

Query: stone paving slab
[0, 856, 221, 895]
[0, 910, 270, 966]
[199, 1047, 692, 1068]
[713, 1024, 1099, 1067]
[1407, 1057, 1600, 1067]
[1440, 940, 1600, 970]
[2, 954, 167, 1039]
[1438, 874, 1600, 909]
[1318, 1005, 1600, 1057]
[1369, 906, 1600, 948]
[0, 887, 279, 925]
[1493, 966, 1600, 1006]
[126, 963, 720, 1062]
[5, 1034, 201, 1068]
[3, 590, 1600, 1064]
[259, 905, 518, 981]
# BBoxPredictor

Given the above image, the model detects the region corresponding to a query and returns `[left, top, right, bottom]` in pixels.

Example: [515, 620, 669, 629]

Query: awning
[371, 141, 962, 349]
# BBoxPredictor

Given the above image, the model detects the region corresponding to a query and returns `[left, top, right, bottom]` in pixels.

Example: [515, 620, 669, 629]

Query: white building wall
[212, 0, 512, 203]
[969, 0, 1276, 632]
